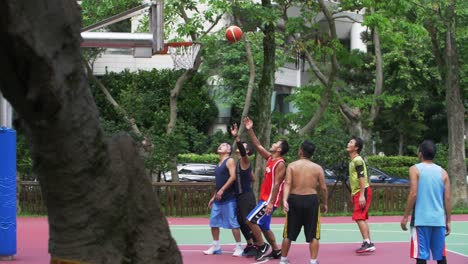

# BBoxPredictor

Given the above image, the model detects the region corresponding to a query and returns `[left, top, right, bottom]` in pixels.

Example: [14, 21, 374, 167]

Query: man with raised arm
[243, 116, 289, 261]
[280, 140, 328, 264]
[401, 140, 451, 264]
[230, 123, 257, 256]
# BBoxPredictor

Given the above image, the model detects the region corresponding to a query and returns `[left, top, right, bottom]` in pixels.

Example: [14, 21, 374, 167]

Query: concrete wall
[92, 50, 174, 75]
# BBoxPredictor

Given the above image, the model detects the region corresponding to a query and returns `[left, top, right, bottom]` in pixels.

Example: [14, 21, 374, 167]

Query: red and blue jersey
[259, 157, 285, 207]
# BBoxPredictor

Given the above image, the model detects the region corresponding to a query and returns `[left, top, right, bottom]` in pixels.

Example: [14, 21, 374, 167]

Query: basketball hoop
[163, 42, 200, 70]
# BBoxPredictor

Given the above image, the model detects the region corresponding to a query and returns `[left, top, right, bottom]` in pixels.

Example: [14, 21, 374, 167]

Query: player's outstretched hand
[243, 117, 253, 130]
[230, 123, 238, 137]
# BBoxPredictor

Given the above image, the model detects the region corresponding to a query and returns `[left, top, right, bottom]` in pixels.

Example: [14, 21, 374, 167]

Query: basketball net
[168, 43, 201, 70]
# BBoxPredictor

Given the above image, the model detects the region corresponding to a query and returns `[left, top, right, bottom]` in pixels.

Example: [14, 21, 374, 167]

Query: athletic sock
[310, 259, 318, 264]
[436, 256, 447, 264]
[281, 257, 288, 262]
[364, 239, 370, 243]
[213, 240, 220, 247]
[235, 242, 242, 248]
[416, 259, 427, 264]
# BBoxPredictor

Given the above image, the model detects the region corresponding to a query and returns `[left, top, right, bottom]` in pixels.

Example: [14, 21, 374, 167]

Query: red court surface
[2, 216, 467, 264]
[181, 243, 468, 264]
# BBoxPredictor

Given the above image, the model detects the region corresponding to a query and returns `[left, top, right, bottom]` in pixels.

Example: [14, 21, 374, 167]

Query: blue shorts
[246, 200, 276, 231]
[209, 198, 240, 229]
[410, 226, 446, 260]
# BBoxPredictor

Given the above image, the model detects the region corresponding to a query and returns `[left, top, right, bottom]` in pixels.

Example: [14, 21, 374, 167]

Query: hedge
[177, 153, 467, 180]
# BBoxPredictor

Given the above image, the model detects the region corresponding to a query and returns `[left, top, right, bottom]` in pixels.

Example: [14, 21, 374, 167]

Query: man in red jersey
[243, 117, 289, 261]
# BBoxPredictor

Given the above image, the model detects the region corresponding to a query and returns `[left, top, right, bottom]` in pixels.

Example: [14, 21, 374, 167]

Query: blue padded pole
[0, 127, 17, 257]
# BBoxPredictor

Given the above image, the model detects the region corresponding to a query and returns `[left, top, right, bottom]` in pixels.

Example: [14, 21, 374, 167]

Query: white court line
[181, 249, 272, 264]
[169, 221, 468, 227]
[171, 226, 468, 236]
[180, 241, 468, 246]
[447, 249, 468, 258]
[173, 222, 468, 258]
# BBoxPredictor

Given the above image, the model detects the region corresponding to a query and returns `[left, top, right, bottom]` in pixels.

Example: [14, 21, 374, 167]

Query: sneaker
[255, 243, 270, 261]
[242, 244, 257, 257]
[356, 242, 376, 253]
[203, 245, 222, 255]
[265, 249, 281, 259]
[232, 247, 243, 257]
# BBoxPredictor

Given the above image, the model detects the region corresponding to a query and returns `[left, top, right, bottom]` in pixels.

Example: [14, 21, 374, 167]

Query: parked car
[324, 168, 339, 184]
[163, 163, 352, 184]
[368, 167, 409, 184]
[163, 163, 216, 182]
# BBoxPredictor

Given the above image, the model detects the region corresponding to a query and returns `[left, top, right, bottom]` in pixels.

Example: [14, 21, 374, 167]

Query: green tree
[164, 0, 231, 181]
[374, 0, 467, 207]
[91, 69, 218, 178]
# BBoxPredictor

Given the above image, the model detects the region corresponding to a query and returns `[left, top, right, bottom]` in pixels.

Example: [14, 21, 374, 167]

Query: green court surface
[170, 221, 468, 257]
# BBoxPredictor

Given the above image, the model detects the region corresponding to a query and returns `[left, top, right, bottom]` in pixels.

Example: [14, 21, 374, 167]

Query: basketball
[225, 26, 243, 43]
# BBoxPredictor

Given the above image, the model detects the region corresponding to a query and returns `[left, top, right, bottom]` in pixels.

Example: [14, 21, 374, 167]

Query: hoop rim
[159, 41, 196, 55]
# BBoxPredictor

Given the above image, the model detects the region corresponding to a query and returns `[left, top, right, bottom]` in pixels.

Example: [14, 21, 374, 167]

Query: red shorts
[352, 187, 372, 221]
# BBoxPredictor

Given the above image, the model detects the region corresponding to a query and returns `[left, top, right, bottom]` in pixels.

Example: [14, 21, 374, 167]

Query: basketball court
[2, 2, 467, 264]
[4, 215, 467, 263]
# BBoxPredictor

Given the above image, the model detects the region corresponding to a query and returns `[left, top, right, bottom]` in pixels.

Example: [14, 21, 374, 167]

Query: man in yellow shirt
[347, 136, 375, 254]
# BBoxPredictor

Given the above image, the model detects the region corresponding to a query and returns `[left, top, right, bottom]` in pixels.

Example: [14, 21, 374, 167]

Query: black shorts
[237, 191, 256, 222]
[283, 194, 320, 242]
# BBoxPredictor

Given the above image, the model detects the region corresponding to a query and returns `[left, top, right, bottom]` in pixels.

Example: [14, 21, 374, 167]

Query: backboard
[80, 0, 164, 57]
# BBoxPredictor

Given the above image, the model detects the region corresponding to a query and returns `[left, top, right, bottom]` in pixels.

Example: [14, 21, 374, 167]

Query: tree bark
[339, 8, 382, 154]
[166, 4, 220, 182]
[339, 104, 362, 137]
[0, 1, 181, 263]
[424, 1, 467, 206]
[444, 1, 467, 206]
[296, 0, 340, 136]
[250, 0, 276, 184]
[370, 17, 383, 122]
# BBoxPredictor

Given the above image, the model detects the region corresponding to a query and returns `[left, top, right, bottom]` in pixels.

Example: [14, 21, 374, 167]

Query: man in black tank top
[231, 123, 258, 256]
[203, 142, 244, 257]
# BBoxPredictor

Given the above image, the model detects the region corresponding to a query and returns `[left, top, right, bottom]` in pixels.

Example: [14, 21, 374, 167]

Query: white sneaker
[203, 245, 222, 255]
[232, 247, 243, 257]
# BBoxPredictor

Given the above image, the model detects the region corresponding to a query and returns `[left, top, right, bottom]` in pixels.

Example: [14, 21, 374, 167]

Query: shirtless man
[280, 140, 328, 264]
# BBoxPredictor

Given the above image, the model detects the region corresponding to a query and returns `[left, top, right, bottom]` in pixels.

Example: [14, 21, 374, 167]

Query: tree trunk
[339, 104, 362, 137]
[298, 86, 332, 136]
[369, 10, 383, 122]
[166, 53, 202, 182]
[362, 20, 384, 155]
[165, 3, 214, 182]
[361, 127, 373, 155]
[250, 0, 276, 185]
[231, 5, 255, 137]
[398, 132, 404, 156]
[0, 1, 181, 263]
[296, 0, 341, 135]
[444, 3, 467, 206]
